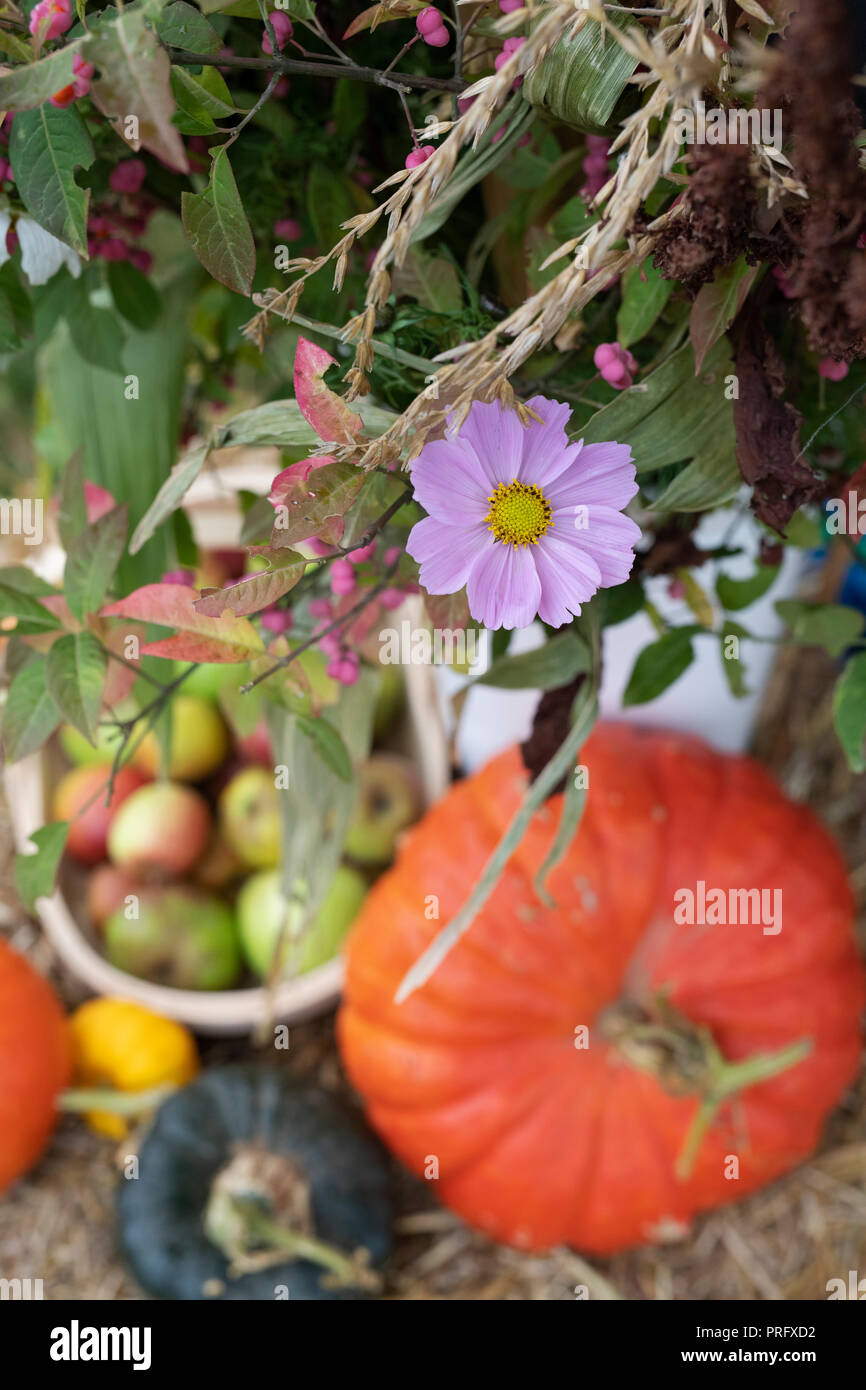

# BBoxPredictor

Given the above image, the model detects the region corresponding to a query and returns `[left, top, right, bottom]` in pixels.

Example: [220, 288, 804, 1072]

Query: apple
[218, 765, 280, 869]
[133, 695, 229, 782]
[104, 886, 242, 990]
[372, 664, 405, 741]
[193, 828, 245, 890]
[172, 661, 240, 705]
[60, 721, 127, 767]
[107, 782, 211, 878]
[86, 864, 142, 929]
[53, 763, 151, 866]
[344, 753, 422, 867]
[234, 719, 273, 767]
[237, 866, 367, 978]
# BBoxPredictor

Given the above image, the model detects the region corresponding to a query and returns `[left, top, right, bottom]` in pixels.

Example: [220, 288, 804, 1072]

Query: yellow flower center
[485, 479, 553, 547]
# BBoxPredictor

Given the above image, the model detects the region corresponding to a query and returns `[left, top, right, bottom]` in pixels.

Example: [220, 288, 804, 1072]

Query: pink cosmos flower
[406, 397, 640, 630]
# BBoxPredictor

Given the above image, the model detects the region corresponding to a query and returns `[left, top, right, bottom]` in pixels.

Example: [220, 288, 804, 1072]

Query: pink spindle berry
[457, 94, 477, 116]
[379, 588, 405, 611]
[274, 216, 302, 240]
[330, 559, 357, 596]
[818, 357, 849, 382]
[416, 7, 449, 44]
[327, 651, 360, 686]
[495, 35, 525, 85]
[260, 606, 293, 634]
[72, 53, 94, 98]
[499, 0, 523, 10]
[594, 341, 638, 390]
[29, 0, 72, 41]
[581, 135, 610, 199]
[161, 568, 195, 586]
[0, 158, 10, 183]
[262, 10, 293, 54]
[383, 546, 403, 567]
[49, 84, 77, 109]
[405, 145, 435, 169]
[110, 159, 147, 195]
[308, 597, 333, 620]
[347, 541, 376, 564]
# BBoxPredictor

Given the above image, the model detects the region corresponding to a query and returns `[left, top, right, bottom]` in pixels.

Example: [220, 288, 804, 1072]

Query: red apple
[107, 782, 211, 879]
[86, 864, 142, 930]
[53, 764, 150, 867]
[235, 720, 273, 767]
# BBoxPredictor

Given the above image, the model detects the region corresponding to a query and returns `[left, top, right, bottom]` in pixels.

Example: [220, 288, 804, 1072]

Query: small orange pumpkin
[339, 724, 865, 1253]
[0, 939, 71, 1194]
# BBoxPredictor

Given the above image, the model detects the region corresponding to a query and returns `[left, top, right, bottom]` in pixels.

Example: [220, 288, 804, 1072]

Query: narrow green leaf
[182, 147, 255, 295]
[477, 632, 590, 690]
[0, 583, 61, 635]
[690, 256, 759, 373]
[622, 628, 696, 706]
[833, 651, 866, 772]
[2, 658, 60, 761]
[775, 601, 865, 658]
[716, 562, 780, 612]
[9, 104, 94, 257]
[524, 12, 638, 134]
[129, 443, 210, 554]
[64, 506, 129, 621]
[107, 261, 162, 331]
[719, 620, 749, 697]
[296, 713, 353, 781]
[617, 258, 673, 348]
[533, 684, 596, 901]
[15, 822, 69, 912]
[45, 631, 107, 743]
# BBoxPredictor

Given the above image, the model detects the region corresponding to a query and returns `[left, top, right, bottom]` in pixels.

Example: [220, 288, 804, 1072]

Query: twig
[164, 45, 465, 95]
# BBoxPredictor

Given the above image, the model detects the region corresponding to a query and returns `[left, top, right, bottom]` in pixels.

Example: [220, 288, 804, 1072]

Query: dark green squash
[118, 1065, 393, 1300]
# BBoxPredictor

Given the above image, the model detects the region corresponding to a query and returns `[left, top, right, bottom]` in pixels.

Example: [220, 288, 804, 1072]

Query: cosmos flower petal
[559, 506, 643, 586]
[409, 438, 490, 521]
[546, 441, 637, 510]
[519, 395, 581, 486]
[448, 400, 524, 486]
[406, 515, 489, 593]
[533, 532, 603, 628]
[466, 542, 542, 631]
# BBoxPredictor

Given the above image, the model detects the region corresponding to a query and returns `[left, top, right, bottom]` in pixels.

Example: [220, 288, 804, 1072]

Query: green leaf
[66, 293, 127, 373]
[719, 620, 749, 697]
[9, 104, 94, 257]
[0, 582, 61, 635]
[413, 95, 535, 244]
[296, 713, 353, 781]
[170, 65, 236, 126]
[689, 256, 760, 373]
[45, 631, 107, 743]
[332, 78, 367, 138]
[622, 628, 696, 706]
[129, 443, 211, 554]
[88, 8, 189, 172]
[57, 449, 87, 551]
[393, 247, 462, 313]
[833, 651, 866, 772]
[533, 681, 596, 901]
[477, 632, 590, 690]
[716, 562, 780, 612]
[157, 1, 223, 52]
[0, 262, 34, 351]
[2, 658, 60, 761]
[194, 549, 307, 618]
[0, 43, 83, 109]
[524, 12, 638, 134]
[15, 822, 69, 912]
[583, 338, 739, 512]
[182, 146, 256, 294]
[107, 261, 162, 331]
[602, 578, 644, 626]
[306, 163, 355, 258]
[617, 259, 673, 349]
[775, 601, 865, 658]
[64, 506, 129, 621]
[270, 460, 365, 548]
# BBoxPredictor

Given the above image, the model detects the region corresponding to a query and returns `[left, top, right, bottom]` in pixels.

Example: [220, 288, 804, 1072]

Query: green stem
[58, 1084, 178, 1115]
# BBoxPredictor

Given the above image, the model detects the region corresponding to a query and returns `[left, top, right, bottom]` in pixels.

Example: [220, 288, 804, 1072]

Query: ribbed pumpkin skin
[339, 725, 865, 1254]
[0, 939, 71, 1194]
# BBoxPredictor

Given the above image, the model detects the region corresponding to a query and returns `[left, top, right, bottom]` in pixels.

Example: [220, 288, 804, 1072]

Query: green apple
[344, 753, 422, 867]
[104, 885, 242, 990]
[218, 765, 280, 869]
[372, 664, 405, 742]
[133, 694, 229, 781]
[173, 661, 240, 705]
[237, 866, 367, 977]
[60, 721, 127, 767]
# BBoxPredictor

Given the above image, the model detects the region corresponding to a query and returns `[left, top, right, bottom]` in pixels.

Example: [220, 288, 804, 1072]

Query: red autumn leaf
[268, 455, 336, 510]
[84, 481, 117, 524]
[102, 584, 264, 664]
[294, 336, 363, 446]
[194, 550, 307, 618]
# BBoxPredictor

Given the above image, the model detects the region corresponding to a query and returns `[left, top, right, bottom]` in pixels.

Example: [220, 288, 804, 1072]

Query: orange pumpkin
[0, 939, 71, 1194]
[339, 724, 865, 1254]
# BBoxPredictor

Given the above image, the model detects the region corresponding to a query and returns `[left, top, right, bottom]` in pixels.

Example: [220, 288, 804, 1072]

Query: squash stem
[220, 1196, 382, 1292]
[58, 1084, 178, 1115]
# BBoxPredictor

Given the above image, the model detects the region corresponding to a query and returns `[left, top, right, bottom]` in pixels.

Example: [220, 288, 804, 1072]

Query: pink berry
[49, 84, 77, 109]
[274, 216, 302, 240]
[161, 568, 195, 586]
[330, 559, 356, 595]
[383, 546, 402, 566]
[503, 36, 525, 55]
[29, 0, 72, 41]
[327, 652, 360, 686]
[262, 11, 294, 54]
[129, 248, 153, 273]
[379, 588, 405, 611]
[818, 357, 849, 381]
[308, 597, 333, 620]
[405, 145, 435, 169]
[0, 158, 10, 183]
[499, 0, 522, 10]
[260, 606, 293, 634]
[110, 159, 146, 195]
[347, 541, 376, 564]
[416, 7, 443, 35]
[457, 95, 476, 115]
[594, 341, 637, 390]
[424, 24, 449, 46]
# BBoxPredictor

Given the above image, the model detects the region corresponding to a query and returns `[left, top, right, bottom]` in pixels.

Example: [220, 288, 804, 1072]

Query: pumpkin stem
[600, 996, 812, 1180]
[203, 1144, 382, 1292]
[58, 1083, 178, 1115]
